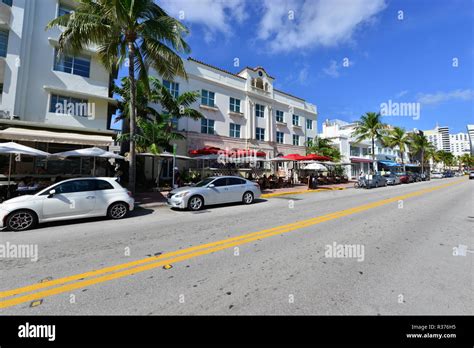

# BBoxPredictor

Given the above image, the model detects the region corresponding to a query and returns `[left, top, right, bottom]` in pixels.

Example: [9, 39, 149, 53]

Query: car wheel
[107, 202, 129, 219]
[6, 210, 37, 231]
[188, 195, 204, 211]
[242, 191, 254, 205]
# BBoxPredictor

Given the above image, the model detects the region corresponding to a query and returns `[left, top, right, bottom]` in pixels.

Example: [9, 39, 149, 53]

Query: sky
[115, 0, 473, 134]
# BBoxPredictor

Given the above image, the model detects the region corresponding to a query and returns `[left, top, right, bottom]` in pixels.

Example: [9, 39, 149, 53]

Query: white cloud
[323, 60, 340, 78]
[297, 65, 310, 84]
[257, 0, 387, 52]
[395, 90, 409, 98]
[416, 89, 474, 105]
[160, 0, 247, 40]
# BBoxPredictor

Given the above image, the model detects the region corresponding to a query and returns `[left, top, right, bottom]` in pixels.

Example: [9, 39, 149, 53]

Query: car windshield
[194, 178, 215, 187]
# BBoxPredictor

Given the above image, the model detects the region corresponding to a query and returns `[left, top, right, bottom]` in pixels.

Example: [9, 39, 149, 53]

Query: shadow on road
[171, 199, 268, 213]
[32, 207, 155, 231]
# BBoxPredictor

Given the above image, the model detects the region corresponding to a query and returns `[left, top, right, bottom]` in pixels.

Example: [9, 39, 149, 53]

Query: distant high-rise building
[467, 125, 474, 155]
[424, 125, 451, 152]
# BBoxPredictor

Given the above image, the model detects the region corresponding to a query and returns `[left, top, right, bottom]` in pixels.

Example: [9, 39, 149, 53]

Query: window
[58, 4, 73, 17]
[229, 123, 241, 138]
[95, 180, 114, 190]
[170, 116, 179, 130]
[306, 119, 312, 129]
[350, 146, 360, 156]
[293, 135, 300, 146]
[201, 119, 215, 134]
[307, 137, 313, 146]
[228, 178, 245, 185]
[255, 104, 265, 118]
[2, 0, 12, 7]
[212, 178, 228, 187]
[163, 80, 179, 98]
[0, 83, 3, 95]
[201, 89, 215, 107]
[229, 97, 241, 113]
[49, 94, 90, 117]
[276, 131, 284, 144]
[256, 127, 265, 141]
[0, 29, 9, 57]
[276, 110, 284, 123]
[292, 114, 299, 126]
[54, 49, 91, 77]
[55, 180, 96, 194]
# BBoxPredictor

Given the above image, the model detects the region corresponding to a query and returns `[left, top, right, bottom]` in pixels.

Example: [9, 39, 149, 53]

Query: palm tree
[423, 143, 439, 172]
[435, 150, 455, 171]
[47, 0, 190, 193]
[459, 153, 474, 170]
[352, 112, 387, 167]
[307, 136, 342, 162]
[382, 126, 410, 171]
[408, 133, 432, 174]
[115, 76, 203, 152]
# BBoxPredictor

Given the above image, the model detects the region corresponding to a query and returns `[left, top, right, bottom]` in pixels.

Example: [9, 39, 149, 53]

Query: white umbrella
[302, 163, 328, 171]
[0, 142, 50, 195]
[51, 147, 124, 176]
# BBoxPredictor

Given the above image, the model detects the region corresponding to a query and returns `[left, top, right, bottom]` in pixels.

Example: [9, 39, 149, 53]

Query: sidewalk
[135, 181, 355, 209]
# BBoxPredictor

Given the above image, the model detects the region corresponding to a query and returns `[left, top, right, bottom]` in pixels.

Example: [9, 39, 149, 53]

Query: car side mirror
[48, 189, 56, 198]
[208, 184, 215, 188]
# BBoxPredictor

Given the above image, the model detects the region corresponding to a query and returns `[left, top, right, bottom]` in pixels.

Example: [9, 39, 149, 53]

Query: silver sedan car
[167, 176, 261, 211]
[383, 173, 401, 185]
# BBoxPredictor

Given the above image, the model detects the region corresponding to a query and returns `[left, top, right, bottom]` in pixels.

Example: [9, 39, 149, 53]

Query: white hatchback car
[0, 177, 134, 231]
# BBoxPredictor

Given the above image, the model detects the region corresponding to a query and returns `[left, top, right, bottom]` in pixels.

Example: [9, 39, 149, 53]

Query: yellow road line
[0, 179, 465, 309]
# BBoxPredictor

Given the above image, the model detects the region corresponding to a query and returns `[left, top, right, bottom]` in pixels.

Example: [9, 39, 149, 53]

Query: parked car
[0, 178, 134, 232]
[420, 173, 430, 181]
[443, 171, 454, 178]
[398, 172, 413, 184]
[431, 172, 443, 179]
[167, 176, 261, 211]
[365, 174, 387, 188]
[469, 171, 474, 180]
[411, 172, 422, 182]
[383, 173, 401, 185]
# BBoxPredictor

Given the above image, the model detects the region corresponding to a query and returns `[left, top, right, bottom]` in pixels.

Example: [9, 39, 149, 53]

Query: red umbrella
[188, 146, 221, 155]
[281, 153, 307, 161]
[301, 154, 332, 161]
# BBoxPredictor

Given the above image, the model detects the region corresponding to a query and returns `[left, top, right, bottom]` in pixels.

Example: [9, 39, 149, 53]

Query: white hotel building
[321, 119, 410, 179]
[0, 0, 116, 176]
[161, 58, 318, 159]
[424, 125, 471, 157]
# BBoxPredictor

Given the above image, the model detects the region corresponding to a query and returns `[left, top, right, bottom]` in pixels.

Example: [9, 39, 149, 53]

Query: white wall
[1, 0, 111, 131]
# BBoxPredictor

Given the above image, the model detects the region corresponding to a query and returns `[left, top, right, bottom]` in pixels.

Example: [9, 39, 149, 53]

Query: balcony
[0, 1, 11, 27]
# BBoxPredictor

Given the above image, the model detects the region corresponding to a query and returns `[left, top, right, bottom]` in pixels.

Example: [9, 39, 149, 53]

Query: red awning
[350, 157, 373, 163]
[302, 154, 332, 161]
[281, 153, 307, 161]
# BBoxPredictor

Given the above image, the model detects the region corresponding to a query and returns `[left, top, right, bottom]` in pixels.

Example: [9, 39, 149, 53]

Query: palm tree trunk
[128, 42, 137, 194]
[421, 150, 424, 174]
[372, 137, 375, 173]
[401, 152, 405, 172]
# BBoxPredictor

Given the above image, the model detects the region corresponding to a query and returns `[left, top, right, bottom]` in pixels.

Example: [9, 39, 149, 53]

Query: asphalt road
[0, 177, 472, 315]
